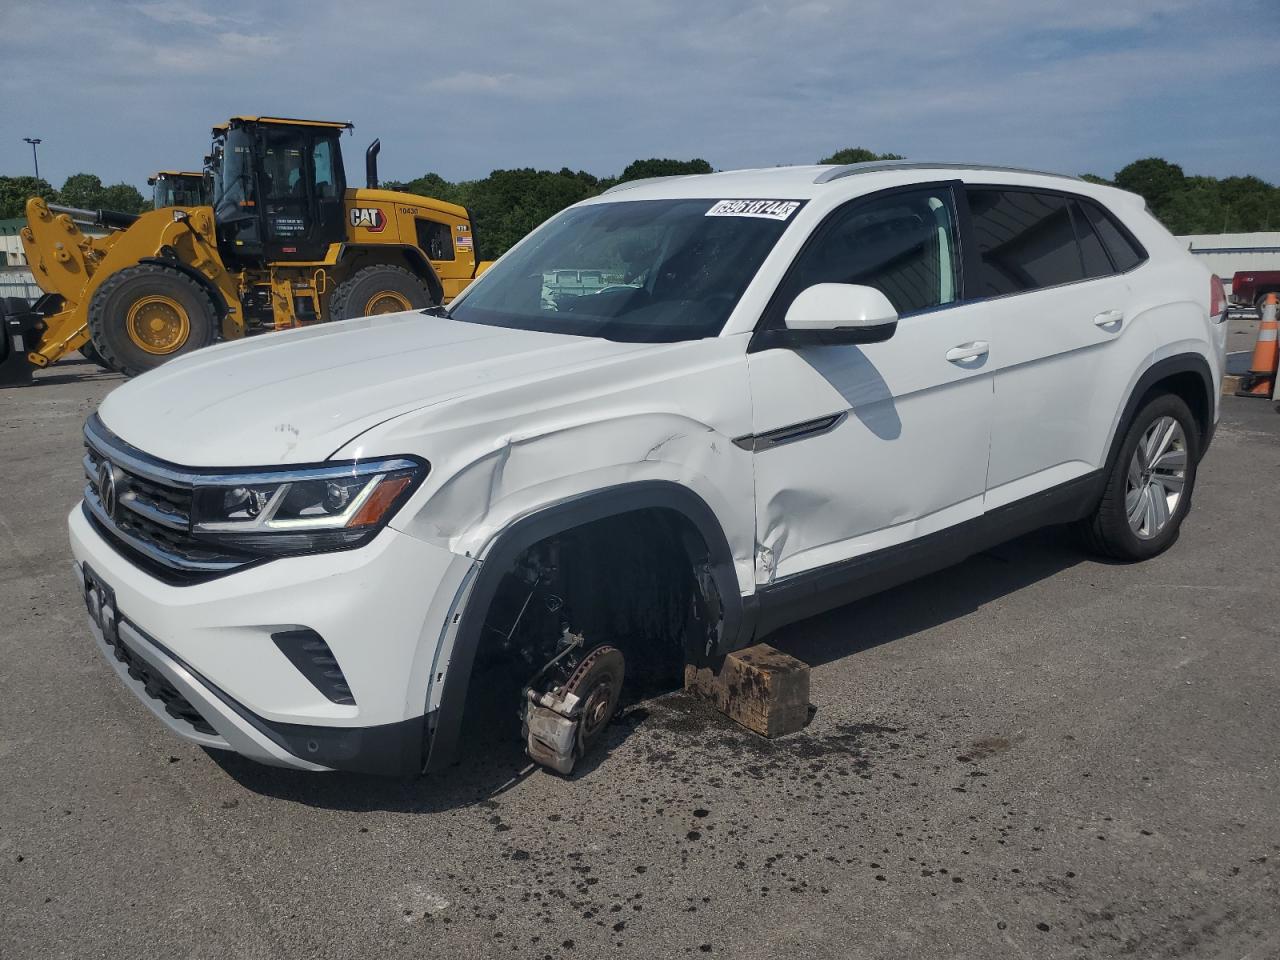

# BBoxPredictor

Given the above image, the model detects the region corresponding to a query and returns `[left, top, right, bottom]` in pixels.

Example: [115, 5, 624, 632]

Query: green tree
[1162, 182, 1221, 234]
[58, 173, 106, 209]
[1079, 173, 1112, 186]
[96, 182, 148, 214]
[386, 172, 463, 206]
[1113, 158, 1185, 220]
[616, 158, 713, 183]
[818, 147, 905, 165]
[464, 167, 603, 258]
[1103, 161, 1279, 233]
[0, 175, 57, 218]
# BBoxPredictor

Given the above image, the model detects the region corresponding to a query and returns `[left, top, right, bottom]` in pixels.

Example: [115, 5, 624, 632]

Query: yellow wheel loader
[1, 117, 484, 382]
[148, 170, 211, 209]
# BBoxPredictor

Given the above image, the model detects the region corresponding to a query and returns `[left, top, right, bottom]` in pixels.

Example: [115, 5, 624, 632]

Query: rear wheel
[88, 264, 218, 376]
[327, 265, 434, 321]
[1078, 393, 1199, 561]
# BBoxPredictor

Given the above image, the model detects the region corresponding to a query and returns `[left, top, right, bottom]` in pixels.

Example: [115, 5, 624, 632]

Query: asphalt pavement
[2, 354, 1277, 959]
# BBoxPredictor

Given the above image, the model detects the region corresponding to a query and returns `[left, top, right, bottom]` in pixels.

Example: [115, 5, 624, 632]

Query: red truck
[1232, 271, 1280, 309]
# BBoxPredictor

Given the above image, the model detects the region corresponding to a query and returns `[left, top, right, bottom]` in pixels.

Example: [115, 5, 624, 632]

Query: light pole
[22, 137, 42, 181]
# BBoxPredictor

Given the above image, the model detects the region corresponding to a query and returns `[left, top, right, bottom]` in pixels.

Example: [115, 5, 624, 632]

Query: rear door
[961, 186, 1155, 508]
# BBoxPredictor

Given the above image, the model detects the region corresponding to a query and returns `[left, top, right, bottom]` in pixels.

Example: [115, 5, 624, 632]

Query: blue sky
[2, 0, 1278, 192]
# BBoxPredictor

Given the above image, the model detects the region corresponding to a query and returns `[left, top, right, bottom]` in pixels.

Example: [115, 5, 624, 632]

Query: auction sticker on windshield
[705, 199, 802, 220]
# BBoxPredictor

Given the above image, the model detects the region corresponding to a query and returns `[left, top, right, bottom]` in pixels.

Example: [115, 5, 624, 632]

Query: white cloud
[131, 0, 224, 27]
[1, 0, 1276, 190]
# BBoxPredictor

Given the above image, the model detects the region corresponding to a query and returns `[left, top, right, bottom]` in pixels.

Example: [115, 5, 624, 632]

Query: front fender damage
[393, 412, 756, 592]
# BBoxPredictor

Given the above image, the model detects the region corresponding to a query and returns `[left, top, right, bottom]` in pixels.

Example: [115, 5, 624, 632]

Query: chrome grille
[83, 416, 253, 583]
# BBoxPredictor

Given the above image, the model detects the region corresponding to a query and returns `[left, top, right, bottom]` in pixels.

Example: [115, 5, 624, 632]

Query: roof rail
[813, 160, 1080, 185]
[602, 175, 692, 195]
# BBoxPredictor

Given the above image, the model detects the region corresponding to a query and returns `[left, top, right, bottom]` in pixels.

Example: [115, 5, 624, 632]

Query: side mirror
[778, 283, 898, 345]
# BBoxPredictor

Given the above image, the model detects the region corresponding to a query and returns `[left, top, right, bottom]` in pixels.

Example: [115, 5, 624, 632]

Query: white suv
[70, 161, 1228, 776]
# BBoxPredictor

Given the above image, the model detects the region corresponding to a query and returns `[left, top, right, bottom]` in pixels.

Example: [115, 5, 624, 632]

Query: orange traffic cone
[1237, 293, 1279, 398]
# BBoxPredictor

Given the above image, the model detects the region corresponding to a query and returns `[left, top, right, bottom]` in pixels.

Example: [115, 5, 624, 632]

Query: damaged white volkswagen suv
[70, 161, 1227, 776]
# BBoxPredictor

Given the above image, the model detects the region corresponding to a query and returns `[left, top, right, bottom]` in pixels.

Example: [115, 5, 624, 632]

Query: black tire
[88, 264, 218, 377]
[79, 339, 115, 371]
[1078, 392, 1199, 561]
[327, 264, 434, 321]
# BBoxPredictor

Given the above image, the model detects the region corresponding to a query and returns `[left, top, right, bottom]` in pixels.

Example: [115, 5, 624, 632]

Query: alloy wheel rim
[1125, 416, 1187, 539]
[364, 291, 412, 315]
[125, 295, 190, 355]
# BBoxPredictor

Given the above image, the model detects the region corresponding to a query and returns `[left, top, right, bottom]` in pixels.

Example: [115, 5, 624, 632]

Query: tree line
[3, 149, 1277, 261]
[0, 173, 148, 221]
[383, 150, 901, 258]
[1083, 158, 1280, 235]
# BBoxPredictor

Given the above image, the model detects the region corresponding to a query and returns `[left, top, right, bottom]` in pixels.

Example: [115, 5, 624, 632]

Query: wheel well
[476, 507, 721, 683]
[334, 245, 443, 303]
[1139, 370, 1211, 453]
[425, 487, 741, 773]
[137, 257, 229, 323]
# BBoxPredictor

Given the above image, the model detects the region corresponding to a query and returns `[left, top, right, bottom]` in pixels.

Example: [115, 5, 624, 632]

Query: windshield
[154, 176, 205, 208]
[447, 198, 804, 342]
[214, 126, 254, 223]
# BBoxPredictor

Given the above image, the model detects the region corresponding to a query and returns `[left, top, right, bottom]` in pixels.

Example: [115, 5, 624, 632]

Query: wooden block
[684, 643, 810, 737]
[1222, 374, 1243, 396]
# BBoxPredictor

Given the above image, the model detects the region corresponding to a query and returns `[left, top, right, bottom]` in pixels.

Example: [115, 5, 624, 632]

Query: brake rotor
[561, 644, 625, 750]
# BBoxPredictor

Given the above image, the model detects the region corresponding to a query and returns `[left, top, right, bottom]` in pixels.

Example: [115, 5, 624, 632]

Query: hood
[97, 312, 660, 466]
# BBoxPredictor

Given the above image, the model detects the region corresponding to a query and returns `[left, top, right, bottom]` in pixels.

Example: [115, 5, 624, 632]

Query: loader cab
[211, 117, 349, 265]
[148, 171, 210, 209]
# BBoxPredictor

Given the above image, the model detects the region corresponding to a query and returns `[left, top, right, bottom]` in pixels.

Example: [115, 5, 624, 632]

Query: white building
[1174, 232, 1280, 278]
[0, 218, 30, 267]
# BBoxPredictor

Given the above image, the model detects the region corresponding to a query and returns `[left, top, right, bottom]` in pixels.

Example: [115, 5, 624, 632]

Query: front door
[746, 183, 994, 585]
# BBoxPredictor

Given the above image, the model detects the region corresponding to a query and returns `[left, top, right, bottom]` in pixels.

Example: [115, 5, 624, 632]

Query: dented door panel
[746, 306, 994, 584]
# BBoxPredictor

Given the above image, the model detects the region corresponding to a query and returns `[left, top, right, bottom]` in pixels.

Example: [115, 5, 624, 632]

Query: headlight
[190, 457, 427, 555]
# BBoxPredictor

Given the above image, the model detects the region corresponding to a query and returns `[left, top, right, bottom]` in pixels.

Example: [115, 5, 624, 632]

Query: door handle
[945, 341, 990, 363]
[1093, 309, 1124, 328]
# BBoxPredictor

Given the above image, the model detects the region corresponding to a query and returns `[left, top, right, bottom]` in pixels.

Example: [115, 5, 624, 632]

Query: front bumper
[69, 504, 475, 775]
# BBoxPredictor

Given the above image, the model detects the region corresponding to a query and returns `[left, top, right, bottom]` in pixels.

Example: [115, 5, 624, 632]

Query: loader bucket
[0, 297, 39, 386]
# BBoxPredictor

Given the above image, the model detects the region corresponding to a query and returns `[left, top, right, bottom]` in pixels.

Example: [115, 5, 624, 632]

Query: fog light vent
[272, 629, 356, 705]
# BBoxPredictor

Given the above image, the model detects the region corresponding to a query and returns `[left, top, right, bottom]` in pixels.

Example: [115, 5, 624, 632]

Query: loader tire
[79, 340, 115, 371]
[88, 264, 218, 377]
[327, 265, 434, 321]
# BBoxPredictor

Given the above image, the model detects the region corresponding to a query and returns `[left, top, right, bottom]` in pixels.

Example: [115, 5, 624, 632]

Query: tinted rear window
[966, 189, 1084, 296]
[1071, 201, 1114, 278]
[1079, 199, 1145, 272]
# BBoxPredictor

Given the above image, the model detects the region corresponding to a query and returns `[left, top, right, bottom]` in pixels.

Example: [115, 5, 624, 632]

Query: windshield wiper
[420, 304, 451, 318]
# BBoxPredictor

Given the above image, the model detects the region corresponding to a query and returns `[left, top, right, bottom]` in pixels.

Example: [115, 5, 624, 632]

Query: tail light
[1210, 275, 1226, 320]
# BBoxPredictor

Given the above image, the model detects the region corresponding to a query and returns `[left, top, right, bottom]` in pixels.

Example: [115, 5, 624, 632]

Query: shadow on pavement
[211, 526, 1086, 812]
[769, 525, 1085, 670]
[26, 356, 124, 388]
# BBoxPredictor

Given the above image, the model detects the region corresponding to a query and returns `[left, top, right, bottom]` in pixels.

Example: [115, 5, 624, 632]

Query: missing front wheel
[522, 642, 625, 775]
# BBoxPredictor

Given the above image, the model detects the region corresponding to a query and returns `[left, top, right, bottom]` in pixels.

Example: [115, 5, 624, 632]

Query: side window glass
[1070, 200, 1113, 278]
[1080, 199, 1145, 272]
[416, 219, 455, 261]
[966, 189, 1084, 296]
[780, 187, 960, 318]
[313, 138, 335, 199]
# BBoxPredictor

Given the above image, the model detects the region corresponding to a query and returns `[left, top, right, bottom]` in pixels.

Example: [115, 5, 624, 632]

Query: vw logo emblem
[97, 460, 119, 519]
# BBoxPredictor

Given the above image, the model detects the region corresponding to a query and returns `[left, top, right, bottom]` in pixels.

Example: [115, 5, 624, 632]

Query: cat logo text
[349, 208, 387, 232]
